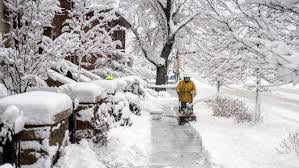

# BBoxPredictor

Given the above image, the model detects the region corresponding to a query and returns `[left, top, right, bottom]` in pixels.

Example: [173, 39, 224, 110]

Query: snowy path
[149, 91, 210, 168]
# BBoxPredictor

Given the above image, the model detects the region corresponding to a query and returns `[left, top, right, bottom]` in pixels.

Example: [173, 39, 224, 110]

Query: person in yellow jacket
[176, 74, 196, 109]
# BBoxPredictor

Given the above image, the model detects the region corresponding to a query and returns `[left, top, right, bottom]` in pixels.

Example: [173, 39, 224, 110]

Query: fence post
[2, 130, 17, 166]
[69, 101, 76, 144]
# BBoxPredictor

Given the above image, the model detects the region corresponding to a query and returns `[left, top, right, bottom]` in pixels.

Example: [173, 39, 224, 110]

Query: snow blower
[177, 101, 196, 125]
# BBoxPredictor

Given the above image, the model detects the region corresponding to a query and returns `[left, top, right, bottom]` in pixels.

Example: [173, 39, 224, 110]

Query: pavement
[149, 95, 210, 168]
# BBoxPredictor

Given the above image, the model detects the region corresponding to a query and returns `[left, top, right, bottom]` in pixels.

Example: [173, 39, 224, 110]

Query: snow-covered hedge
[207, 96, 253, 123]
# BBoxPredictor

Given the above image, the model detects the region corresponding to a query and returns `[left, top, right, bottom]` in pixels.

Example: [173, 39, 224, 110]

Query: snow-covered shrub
[276, 132, 299, 156]
[129, 103, 141, 116]
[97, 90, 142, 128]
[92, 105, 110, 145]
[207, 96, 252, 123]
[75, 104, 111, 145]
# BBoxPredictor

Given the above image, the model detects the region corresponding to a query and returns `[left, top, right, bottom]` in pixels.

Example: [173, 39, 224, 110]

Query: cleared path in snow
[149, 90, 210, 168]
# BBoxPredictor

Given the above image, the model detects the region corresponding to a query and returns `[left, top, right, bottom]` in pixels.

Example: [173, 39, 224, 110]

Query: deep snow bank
[191, 79, 299, 168]
[54, 93, 152, 168]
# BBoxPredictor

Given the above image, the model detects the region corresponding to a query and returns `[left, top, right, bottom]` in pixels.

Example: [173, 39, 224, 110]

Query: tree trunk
[217, 80, 221, 93]
[155, 65, 168, 91]
[154, 38, 174, 91]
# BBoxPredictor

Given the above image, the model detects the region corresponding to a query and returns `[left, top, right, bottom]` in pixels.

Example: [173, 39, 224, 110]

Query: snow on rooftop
[59, 82, 107, 103]
[0, 91, 72, 125]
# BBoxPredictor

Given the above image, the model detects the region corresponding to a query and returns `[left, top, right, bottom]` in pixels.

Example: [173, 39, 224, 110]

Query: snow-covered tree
[0, 0, 60, 93]
[200, 0, 299, 85]
[63, 0, 126, 81]
[118, 0, 202, 87]
[194, 0, 299, 122]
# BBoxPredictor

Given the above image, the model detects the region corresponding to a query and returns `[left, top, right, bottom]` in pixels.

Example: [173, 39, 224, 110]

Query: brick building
[0, 0, 129, 71]
[0, 1, 8, 36]
[49, 0, 130, 70]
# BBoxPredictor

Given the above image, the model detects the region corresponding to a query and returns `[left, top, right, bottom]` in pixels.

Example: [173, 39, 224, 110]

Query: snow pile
[59, 82, 107, 103]
[54, 140, 106, 168]
[97, 112, 151, 167]
[0, 105, 25, 148]
[0, 91, 72, 125]
[54, 107, 151, 168]
[0, 164, 13, 168]
[0, 83, 8, 98]
[0, 105, 25, 134]
[54, 84, 152, 168]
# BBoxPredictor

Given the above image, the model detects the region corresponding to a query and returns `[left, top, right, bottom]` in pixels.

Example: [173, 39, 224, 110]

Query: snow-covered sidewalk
[191, 79, 299, 168]
[148, 94, 210, 168]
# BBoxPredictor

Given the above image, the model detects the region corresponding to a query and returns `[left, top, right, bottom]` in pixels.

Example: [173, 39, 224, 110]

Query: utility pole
[254, 68, 262, 123]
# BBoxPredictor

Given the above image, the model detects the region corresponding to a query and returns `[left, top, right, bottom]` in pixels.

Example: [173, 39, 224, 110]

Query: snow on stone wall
[0, 91, 72, 125]
[59, 82, 107, 103]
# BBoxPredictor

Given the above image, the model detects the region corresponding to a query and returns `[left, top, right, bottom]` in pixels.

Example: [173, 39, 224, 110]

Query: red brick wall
[51, 0, 128, 70]
[52, 0, 73, 38]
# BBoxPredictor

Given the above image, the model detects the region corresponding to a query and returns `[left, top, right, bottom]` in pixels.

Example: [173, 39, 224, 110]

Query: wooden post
[255, 68, 261, 123]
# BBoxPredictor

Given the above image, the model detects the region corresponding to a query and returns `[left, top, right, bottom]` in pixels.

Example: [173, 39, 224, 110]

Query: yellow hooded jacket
[176, 80, 196, 103]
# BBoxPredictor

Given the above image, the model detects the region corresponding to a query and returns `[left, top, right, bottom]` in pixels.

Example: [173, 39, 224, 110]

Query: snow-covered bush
[207, 96, 252, 123]
[101, 91, 141, 127]
[92, 105, 110, 145]
[276, 132, 299, 157]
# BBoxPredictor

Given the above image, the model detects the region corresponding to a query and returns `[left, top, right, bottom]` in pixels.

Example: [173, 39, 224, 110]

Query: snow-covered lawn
[192, 79, 299, 168]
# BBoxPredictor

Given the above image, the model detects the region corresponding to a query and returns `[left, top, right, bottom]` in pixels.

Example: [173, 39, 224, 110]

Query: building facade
[0, 1, 8, 35]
